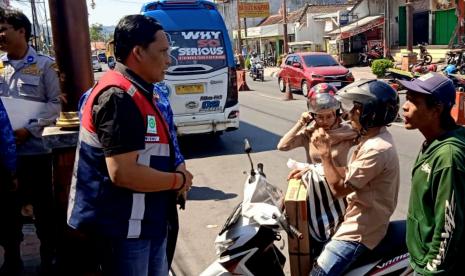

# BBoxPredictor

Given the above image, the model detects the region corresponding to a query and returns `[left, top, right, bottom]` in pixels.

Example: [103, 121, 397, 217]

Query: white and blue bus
[142, 0, 239, 136]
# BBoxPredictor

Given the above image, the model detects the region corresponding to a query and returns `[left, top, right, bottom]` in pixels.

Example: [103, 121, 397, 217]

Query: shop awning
[329, 15, 384, 40]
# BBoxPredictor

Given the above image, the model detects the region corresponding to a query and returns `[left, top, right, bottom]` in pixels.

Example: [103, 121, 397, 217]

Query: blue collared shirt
[154, 82, 185, 168]
[0, 98, 16, 173]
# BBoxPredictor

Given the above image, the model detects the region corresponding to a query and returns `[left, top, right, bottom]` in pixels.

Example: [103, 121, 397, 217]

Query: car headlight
[311, 74, 324, 79]
[346, 72, 354, 79]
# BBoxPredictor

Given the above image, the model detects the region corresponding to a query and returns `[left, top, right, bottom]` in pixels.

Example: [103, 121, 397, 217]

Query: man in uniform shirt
[0, 9, 61, 275]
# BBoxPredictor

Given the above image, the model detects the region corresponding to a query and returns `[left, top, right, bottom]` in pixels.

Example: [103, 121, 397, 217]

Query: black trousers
[0, 154, 56, 265]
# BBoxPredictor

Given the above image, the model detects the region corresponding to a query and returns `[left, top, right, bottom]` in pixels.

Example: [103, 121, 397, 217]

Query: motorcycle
[418, 43, 432, 65]
[410, 62, 437, 75]
[264, 55, 276, 67]
[201, 139, 302, 275]
[201, 141, 410, 275]
[359, 45, 383, 66]
[443, 65, 465, 91]
[250, 61, 265, 82]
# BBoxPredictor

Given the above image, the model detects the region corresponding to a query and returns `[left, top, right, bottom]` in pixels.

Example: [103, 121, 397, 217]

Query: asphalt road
[169, 72, 424, 275]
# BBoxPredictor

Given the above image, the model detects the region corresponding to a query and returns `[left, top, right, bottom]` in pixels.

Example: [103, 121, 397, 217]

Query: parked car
[277, 52, 354, 96]
[97, 52, 107, 63]
[92, 55, 102, 72]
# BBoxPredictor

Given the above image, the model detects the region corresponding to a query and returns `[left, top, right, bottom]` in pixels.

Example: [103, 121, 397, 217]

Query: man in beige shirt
[290, 79, 400, 275]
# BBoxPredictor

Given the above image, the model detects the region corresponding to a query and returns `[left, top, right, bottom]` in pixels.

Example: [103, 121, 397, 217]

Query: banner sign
[238, 0, 270, 18]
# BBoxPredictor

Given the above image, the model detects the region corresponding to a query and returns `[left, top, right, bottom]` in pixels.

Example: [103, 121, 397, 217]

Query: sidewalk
[263, 65, 376, 80]
[0, 224, 41, 275]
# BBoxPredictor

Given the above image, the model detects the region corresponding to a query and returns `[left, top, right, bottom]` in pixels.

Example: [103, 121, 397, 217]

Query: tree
[90, 23, 104, 42]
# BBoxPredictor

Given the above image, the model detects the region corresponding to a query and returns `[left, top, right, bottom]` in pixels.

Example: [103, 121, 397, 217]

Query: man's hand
[14, 128, 31, 145]
[287, 168, 310, 181]
[311, 128, 331, 158]
[298, 112, 313, 126]
[175, 163, 194, 193]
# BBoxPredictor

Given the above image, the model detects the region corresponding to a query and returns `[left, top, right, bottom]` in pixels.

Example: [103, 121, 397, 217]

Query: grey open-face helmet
[336, 79, 399, 130]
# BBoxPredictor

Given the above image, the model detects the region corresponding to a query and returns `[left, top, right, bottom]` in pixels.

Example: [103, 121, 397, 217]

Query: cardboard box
[285, 179, 312, 276]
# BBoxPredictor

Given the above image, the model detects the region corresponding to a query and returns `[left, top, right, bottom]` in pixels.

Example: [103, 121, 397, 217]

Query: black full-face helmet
[336, 79, 399, 130]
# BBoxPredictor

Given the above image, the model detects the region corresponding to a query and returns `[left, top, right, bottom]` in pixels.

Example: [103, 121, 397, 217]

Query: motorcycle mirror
[244, 139, 256, 177]
[244, 138, 252, 154]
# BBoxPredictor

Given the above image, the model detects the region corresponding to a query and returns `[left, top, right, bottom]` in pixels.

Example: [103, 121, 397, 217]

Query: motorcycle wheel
[424, 55, 432, 64]
[278, 78, 286, 92]
[260, 74, 264, 82]
[301, 80, 309, 97]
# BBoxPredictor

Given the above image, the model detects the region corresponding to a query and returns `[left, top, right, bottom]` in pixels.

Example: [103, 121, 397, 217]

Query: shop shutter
[434, 9, 457, 45]
[398, 6, 406, 46]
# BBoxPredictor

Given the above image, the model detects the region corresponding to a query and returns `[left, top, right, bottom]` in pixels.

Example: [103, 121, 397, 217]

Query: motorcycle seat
[348, 220, 407, 269]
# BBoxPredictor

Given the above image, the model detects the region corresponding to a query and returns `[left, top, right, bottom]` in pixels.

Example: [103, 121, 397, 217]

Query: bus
[141, 0, 239, 136]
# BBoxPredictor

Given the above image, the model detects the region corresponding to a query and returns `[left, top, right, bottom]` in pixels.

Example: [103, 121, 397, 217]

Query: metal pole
[43, 0, 51, 53]
[282, 0, 288, 54]
[383, 0, 391, 58]
[406, 0, 413, 52]
[236, 0, 242, 53]
[243, 17, 248, 53]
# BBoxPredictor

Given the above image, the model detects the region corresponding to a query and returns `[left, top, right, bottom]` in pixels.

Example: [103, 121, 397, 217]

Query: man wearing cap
[399, 72, 465, 275]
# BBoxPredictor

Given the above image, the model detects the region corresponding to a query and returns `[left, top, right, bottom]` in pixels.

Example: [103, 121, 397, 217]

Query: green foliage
[90, 23, 104, 42]
[371, 59, 394, 78]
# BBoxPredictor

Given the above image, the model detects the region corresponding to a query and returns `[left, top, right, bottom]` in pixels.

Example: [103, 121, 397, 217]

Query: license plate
[328, 82, 342, 87]
[175, 84, 204, 95]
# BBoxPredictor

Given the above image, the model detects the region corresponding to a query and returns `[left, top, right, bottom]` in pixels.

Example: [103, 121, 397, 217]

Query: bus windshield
[166, 30, 227, 72]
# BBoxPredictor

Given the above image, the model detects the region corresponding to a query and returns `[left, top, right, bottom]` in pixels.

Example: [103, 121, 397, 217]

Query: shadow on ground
[179, 121, 281, 159]
[187, 186, 237, 201]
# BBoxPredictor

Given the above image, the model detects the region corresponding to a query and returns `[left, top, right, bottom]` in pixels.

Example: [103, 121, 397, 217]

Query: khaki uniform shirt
[333, 127, 400, 249]
[0, 46, 61, 155]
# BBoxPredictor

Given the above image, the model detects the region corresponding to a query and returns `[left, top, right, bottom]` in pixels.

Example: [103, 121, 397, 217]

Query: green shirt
[407, 127, 465, 275]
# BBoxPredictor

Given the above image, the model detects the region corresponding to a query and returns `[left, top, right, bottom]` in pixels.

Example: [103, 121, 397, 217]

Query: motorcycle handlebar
[289, 225, 303, 240]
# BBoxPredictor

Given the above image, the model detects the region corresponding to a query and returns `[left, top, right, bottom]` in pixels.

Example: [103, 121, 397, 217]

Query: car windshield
[303, 55, 339, 67]
[166, 30, 227, 72]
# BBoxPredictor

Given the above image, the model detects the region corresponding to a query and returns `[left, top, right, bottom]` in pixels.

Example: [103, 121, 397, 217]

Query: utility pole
[236, 0, 242, 53]
[282, 0, 289, 54]
[406, 0, 413, 52]
[43, 0, 51, 53]
[30, 0, 40, 51]
[243, 17, 248, 53]
[383, 0, 391, 58]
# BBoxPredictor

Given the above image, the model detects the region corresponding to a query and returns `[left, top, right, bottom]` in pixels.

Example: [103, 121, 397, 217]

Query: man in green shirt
[399, 73, 465, 275]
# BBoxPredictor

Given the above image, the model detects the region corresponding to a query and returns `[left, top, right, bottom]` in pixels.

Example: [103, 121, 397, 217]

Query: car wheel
[301, 80, 309, 97]
[278, 77, 286, 92]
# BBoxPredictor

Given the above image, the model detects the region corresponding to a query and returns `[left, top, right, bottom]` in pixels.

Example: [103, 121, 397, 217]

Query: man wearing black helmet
[301, 79, 401, 275]
[399, 72, 465, 275]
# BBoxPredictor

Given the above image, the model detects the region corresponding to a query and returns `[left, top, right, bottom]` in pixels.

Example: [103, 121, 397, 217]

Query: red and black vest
[67, 70, 176, 239]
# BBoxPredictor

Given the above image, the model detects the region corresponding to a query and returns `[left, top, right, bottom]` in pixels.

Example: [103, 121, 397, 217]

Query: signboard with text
[238, 0, 270, 18]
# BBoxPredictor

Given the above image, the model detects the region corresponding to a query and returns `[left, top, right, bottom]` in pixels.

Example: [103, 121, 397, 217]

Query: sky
[10, 0, 151, 27]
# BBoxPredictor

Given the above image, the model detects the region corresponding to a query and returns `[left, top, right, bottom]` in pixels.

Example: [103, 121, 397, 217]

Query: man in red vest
[67, 15, 193, 275]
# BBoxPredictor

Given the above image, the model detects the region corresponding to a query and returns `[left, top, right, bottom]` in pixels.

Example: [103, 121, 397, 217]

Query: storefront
[396, 0, 457, 46]
[328, 15, 384, 66]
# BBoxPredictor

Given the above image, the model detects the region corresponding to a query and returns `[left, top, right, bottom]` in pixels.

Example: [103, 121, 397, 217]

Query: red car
[277, 52, 354, 96]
